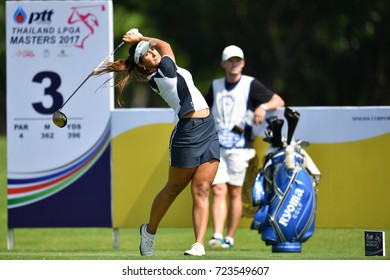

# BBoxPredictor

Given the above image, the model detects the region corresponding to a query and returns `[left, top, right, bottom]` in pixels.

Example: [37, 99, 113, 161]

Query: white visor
[134, 40, 156, 64]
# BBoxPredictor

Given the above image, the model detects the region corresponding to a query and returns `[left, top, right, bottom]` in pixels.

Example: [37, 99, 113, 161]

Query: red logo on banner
[67, 4, 106, 49]
[12, 50, 36, 58]
[13, 7, 27, 24]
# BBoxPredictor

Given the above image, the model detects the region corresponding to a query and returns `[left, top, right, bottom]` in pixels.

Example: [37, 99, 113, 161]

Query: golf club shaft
[94, 41, 124, 71]
[58, 41, 125, 111]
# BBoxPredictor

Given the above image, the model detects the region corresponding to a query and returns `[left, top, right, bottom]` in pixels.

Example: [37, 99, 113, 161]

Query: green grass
[1, 227, 389, 260]
[0, 136, 389, 260]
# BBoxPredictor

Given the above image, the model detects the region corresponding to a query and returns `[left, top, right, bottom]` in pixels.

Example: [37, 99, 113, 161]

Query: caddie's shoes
[208, 237, 233, 249]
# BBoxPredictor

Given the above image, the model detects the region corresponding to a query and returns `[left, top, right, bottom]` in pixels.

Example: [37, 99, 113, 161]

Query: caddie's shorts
[212, 147, 256, 186]
[169, 113, 220, 168]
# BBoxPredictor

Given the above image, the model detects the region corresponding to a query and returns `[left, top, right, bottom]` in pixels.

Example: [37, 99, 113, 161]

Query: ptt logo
[13, 6, 54, 24]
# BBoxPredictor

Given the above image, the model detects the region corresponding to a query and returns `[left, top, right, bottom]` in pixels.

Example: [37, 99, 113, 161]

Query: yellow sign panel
[112, 107, 390, 228]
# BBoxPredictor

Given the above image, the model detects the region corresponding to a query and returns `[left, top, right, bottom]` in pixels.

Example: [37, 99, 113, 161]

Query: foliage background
[1, 0, 390, 134]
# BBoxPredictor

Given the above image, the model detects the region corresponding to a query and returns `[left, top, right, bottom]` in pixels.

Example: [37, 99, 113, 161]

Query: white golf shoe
[184, 242, 206, 256]
[139, 224, 154, 256]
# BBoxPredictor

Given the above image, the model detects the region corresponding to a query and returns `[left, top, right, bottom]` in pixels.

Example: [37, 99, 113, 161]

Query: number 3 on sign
[32, 71, 63, 115]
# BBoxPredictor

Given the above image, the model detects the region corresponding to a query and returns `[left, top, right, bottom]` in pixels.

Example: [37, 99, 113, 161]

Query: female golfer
[94, 30, 220, 256]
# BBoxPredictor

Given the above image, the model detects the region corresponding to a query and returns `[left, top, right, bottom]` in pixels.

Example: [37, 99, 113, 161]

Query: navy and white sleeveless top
[147, 55, 208, 125]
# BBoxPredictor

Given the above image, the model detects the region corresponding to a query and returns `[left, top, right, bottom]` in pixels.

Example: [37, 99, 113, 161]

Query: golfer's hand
[123, 33, 142, 44]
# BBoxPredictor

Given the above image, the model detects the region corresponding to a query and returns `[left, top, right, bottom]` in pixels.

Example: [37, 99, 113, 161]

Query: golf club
[284, 107, 300, 145]
[53, 28, 140, 128]
[52, 41, 124, 128]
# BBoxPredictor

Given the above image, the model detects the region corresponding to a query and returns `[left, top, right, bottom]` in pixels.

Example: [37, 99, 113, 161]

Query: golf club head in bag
[268, 117, 284, 148]
[284, 107, 300, 145]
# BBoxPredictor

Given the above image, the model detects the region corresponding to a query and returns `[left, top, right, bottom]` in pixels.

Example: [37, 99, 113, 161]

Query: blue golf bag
[251, 107, 321, 252]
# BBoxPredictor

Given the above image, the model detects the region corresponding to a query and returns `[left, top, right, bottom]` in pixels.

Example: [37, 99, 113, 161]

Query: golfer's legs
[147, 166, 195, 234]
[191, 160, 219, 245]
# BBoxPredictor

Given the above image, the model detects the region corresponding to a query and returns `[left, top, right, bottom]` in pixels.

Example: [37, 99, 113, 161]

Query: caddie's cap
[222, 45, 244, 61]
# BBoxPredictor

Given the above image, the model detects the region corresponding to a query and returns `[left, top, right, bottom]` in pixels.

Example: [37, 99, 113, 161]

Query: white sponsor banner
[253, 106, 390, 143]
[6, 1, 113, 175]
[111, 106, 390, 143]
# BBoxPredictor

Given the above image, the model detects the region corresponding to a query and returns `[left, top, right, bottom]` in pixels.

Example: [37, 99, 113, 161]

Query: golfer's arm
[141, 36, 175, 62]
